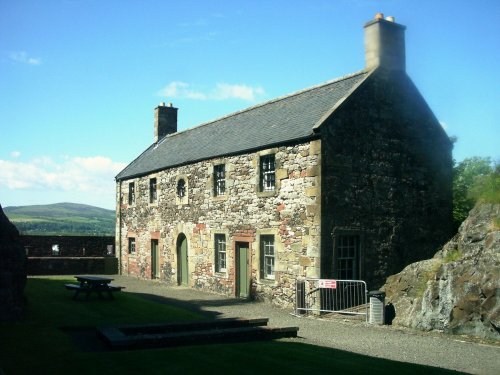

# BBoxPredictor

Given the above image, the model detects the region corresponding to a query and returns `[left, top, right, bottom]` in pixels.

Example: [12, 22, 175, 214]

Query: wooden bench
[65, 283, 125, 300]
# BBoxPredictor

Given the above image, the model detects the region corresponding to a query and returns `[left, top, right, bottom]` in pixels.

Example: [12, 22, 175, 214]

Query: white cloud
[9, 51, 42, 65]
[0, 156, 126, 193]
[211, 83, 265, 101]
[10, 151, 21, 158]
[439, 121, 448, 130]
[158, 81, 265, 102]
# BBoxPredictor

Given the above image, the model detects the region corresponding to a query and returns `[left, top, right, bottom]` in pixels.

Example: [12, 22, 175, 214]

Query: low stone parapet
[28, 256, 118, 275]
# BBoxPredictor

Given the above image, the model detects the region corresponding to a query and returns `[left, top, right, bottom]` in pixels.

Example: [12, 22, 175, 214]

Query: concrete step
[97, 317, 298, 349]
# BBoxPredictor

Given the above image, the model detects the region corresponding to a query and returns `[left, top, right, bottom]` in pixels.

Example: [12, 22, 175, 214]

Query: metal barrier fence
[294, 278, 368, 320]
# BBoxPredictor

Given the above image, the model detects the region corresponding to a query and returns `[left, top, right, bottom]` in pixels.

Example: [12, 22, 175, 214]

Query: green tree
[453, 156, 493, 229]
[468, 163, 500, 204]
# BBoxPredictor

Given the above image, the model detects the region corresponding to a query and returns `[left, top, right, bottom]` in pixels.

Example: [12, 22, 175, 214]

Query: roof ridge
[158, 69, 369, 142]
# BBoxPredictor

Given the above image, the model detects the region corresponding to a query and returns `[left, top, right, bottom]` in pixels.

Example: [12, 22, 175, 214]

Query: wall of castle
[116, 140, 321, 307]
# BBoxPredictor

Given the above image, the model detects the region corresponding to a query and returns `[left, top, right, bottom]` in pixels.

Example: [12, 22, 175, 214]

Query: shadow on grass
[0, 277, 467, 375]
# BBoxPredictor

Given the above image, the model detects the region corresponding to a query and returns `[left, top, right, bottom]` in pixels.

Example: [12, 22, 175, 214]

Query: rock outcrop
[0, 204, 27, 320]
[382, 203, 499, 340]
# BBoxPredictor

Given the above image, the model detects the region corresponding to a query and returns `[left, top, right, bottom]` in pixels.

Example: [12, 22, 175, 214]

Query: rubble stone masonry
[116, 140, 321, 306]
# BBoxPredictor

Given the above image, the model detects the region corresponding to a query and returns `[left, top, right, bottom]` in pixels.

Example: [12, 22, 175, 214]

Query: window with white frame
[214, 164, 226, 196]
[149, 177, 157, 203]
[128, 237, 136, 254]
[260, 235, 275, 279]
[128, 182, 135, 205]
[259, 154, 276, 192]
[214, 234, 227, 272]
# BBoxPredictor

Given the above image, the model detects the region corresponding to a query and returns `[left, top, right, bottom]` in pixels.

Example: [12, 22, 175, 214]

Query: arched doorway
[176, 233, 188, 286]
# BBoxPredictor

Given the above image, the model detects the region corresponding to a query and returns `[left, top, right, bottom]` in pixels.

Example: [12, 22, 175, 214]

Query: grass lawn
[0, 277, 464, 375]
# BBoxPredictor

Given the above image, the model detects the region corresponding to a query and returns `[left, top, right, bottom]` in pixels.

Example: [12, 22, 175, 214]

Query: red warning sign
[319, 279, 337, 289]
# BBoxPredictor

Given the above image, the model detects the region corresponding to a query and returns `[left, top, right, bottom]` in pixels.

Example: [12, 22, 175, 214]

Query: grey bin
[368, 291, 385, 325]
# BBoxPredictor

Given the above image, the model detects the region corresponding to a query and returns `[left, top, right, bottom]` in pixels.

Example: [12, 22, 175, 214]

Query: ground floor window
[128, 237, 136, 254]
[214, 234, 226, 272]
[334, 234, 360, 279]
[260, 235, 275, 280]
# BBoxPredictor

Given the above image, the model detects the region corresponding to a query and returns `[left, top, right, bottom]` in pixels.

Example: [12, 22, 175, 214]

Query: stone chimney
[154, 102, 178, 142]
[364, 13, 406, 71]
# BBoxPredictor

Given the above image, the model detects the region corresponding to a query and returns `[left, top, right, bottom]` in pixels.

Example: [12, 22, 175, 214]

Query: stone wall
[0, 205, 27, 321]
[320, 69, 453, 289]
[28, 256, 118, 275]
[20, 235, 115, 257]
[117, 140, 322, 306]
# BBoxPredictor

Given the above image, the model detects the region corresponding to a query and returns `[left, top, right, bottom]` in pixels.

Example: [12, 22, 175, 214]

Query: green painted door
[236, 242, 249, 298]
[177, 235, 188, 286]
[151, 240, 159, 279]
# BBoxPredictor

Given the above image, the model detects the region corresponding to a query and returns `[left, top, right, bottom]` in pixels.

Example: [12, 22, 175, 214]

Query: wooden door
[177, 234, 188, 286]
[151, 239, 159, 279]
[236, 242, 250, 298]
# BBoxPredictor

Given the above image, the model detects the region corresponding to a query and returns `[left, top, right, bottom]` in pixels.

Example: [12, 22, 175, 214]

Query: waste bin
[368, 290, 385, 325]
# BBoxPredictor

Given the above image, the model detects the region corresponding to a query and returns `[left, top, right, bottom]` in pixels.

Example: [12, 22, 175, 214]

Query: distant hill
[3, 202, 115, 236]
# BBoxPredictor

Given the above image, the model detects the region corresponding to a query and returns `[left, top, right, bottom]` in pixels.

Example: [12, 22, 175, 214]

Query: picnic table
[65, 275, 124, 300]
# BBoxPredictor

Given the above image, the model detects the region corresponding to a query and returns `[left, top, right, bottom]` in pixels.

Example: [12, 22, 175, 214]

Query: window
[128, 182, 135, 205]
[214, 234, 227, 272]
[149, 178, 157, 203]
[177, 179, 186, 198]
[51, 244, 60, 256]
[260, 235, 275, 279]
[128, 237, 136, 254]
[335, 235, 359, 279]
[260, 154, 276, 191]
[214, 164, 226, 196]
[106, 245, 114, 256]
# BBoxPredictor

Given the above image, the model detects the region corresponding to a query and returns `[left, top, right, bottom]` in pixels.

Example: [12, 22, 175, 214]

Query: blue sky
[1, 0, 499, 210]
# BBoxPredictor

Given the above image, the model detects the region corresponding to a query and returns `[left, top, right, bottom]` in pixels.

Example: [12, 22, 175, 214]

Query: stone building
[115, 15, 453, 305]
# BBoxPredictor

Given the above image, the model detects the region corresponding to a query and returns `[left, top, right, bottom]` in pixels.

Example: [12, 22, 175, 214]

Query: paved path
[112, 275, 499, 375]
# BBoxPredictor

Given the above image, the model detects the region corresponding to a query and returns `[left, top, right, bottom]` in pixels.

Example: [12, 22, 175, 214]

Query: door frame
[176, 233, 188, 286]
[151, 239, 160, 279]
[235, 241, 251, 298]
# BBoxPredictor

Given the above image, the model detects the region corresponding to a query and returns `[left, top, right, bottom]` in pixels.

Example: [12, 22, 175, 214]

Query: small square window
[260, 154, 276, 192]
[128, 237, 136, 254]
[128, 182, 135, 205]
[51, 244, 60, 256]
[149, 178, 157, 203]
[215, 234, 227, 272]
[214, 164, 226, 196]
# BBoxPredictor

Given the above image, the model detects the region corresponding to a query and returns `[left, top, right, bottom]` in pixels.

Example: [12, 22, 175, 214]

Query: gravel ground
[112, 275, 499, 375]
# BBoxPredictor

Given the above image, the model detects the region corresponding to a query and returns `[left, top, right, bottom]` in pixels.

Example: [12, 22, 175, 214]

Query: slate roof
[116, 70, 370, 180]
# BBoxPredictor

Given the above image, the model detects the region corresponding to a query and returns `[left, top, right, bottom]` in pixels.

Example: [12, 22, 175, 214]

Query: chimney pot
[386, 16, 395, 22]
[375, 13, 384, 20]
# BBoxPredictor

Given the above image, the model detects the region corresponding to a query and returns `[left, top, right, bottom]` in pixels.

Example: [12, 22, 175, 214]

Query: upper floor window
[128, 182, 135, 205]
[214, 234, 227, 272]
[149, 178, 157, 203]
[260, 235, 275, 280]
[128, 237, 136, 254]
[214, 164, 226, 196]
[177, 179, 186, 198]
[260, 154, 276, 192]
